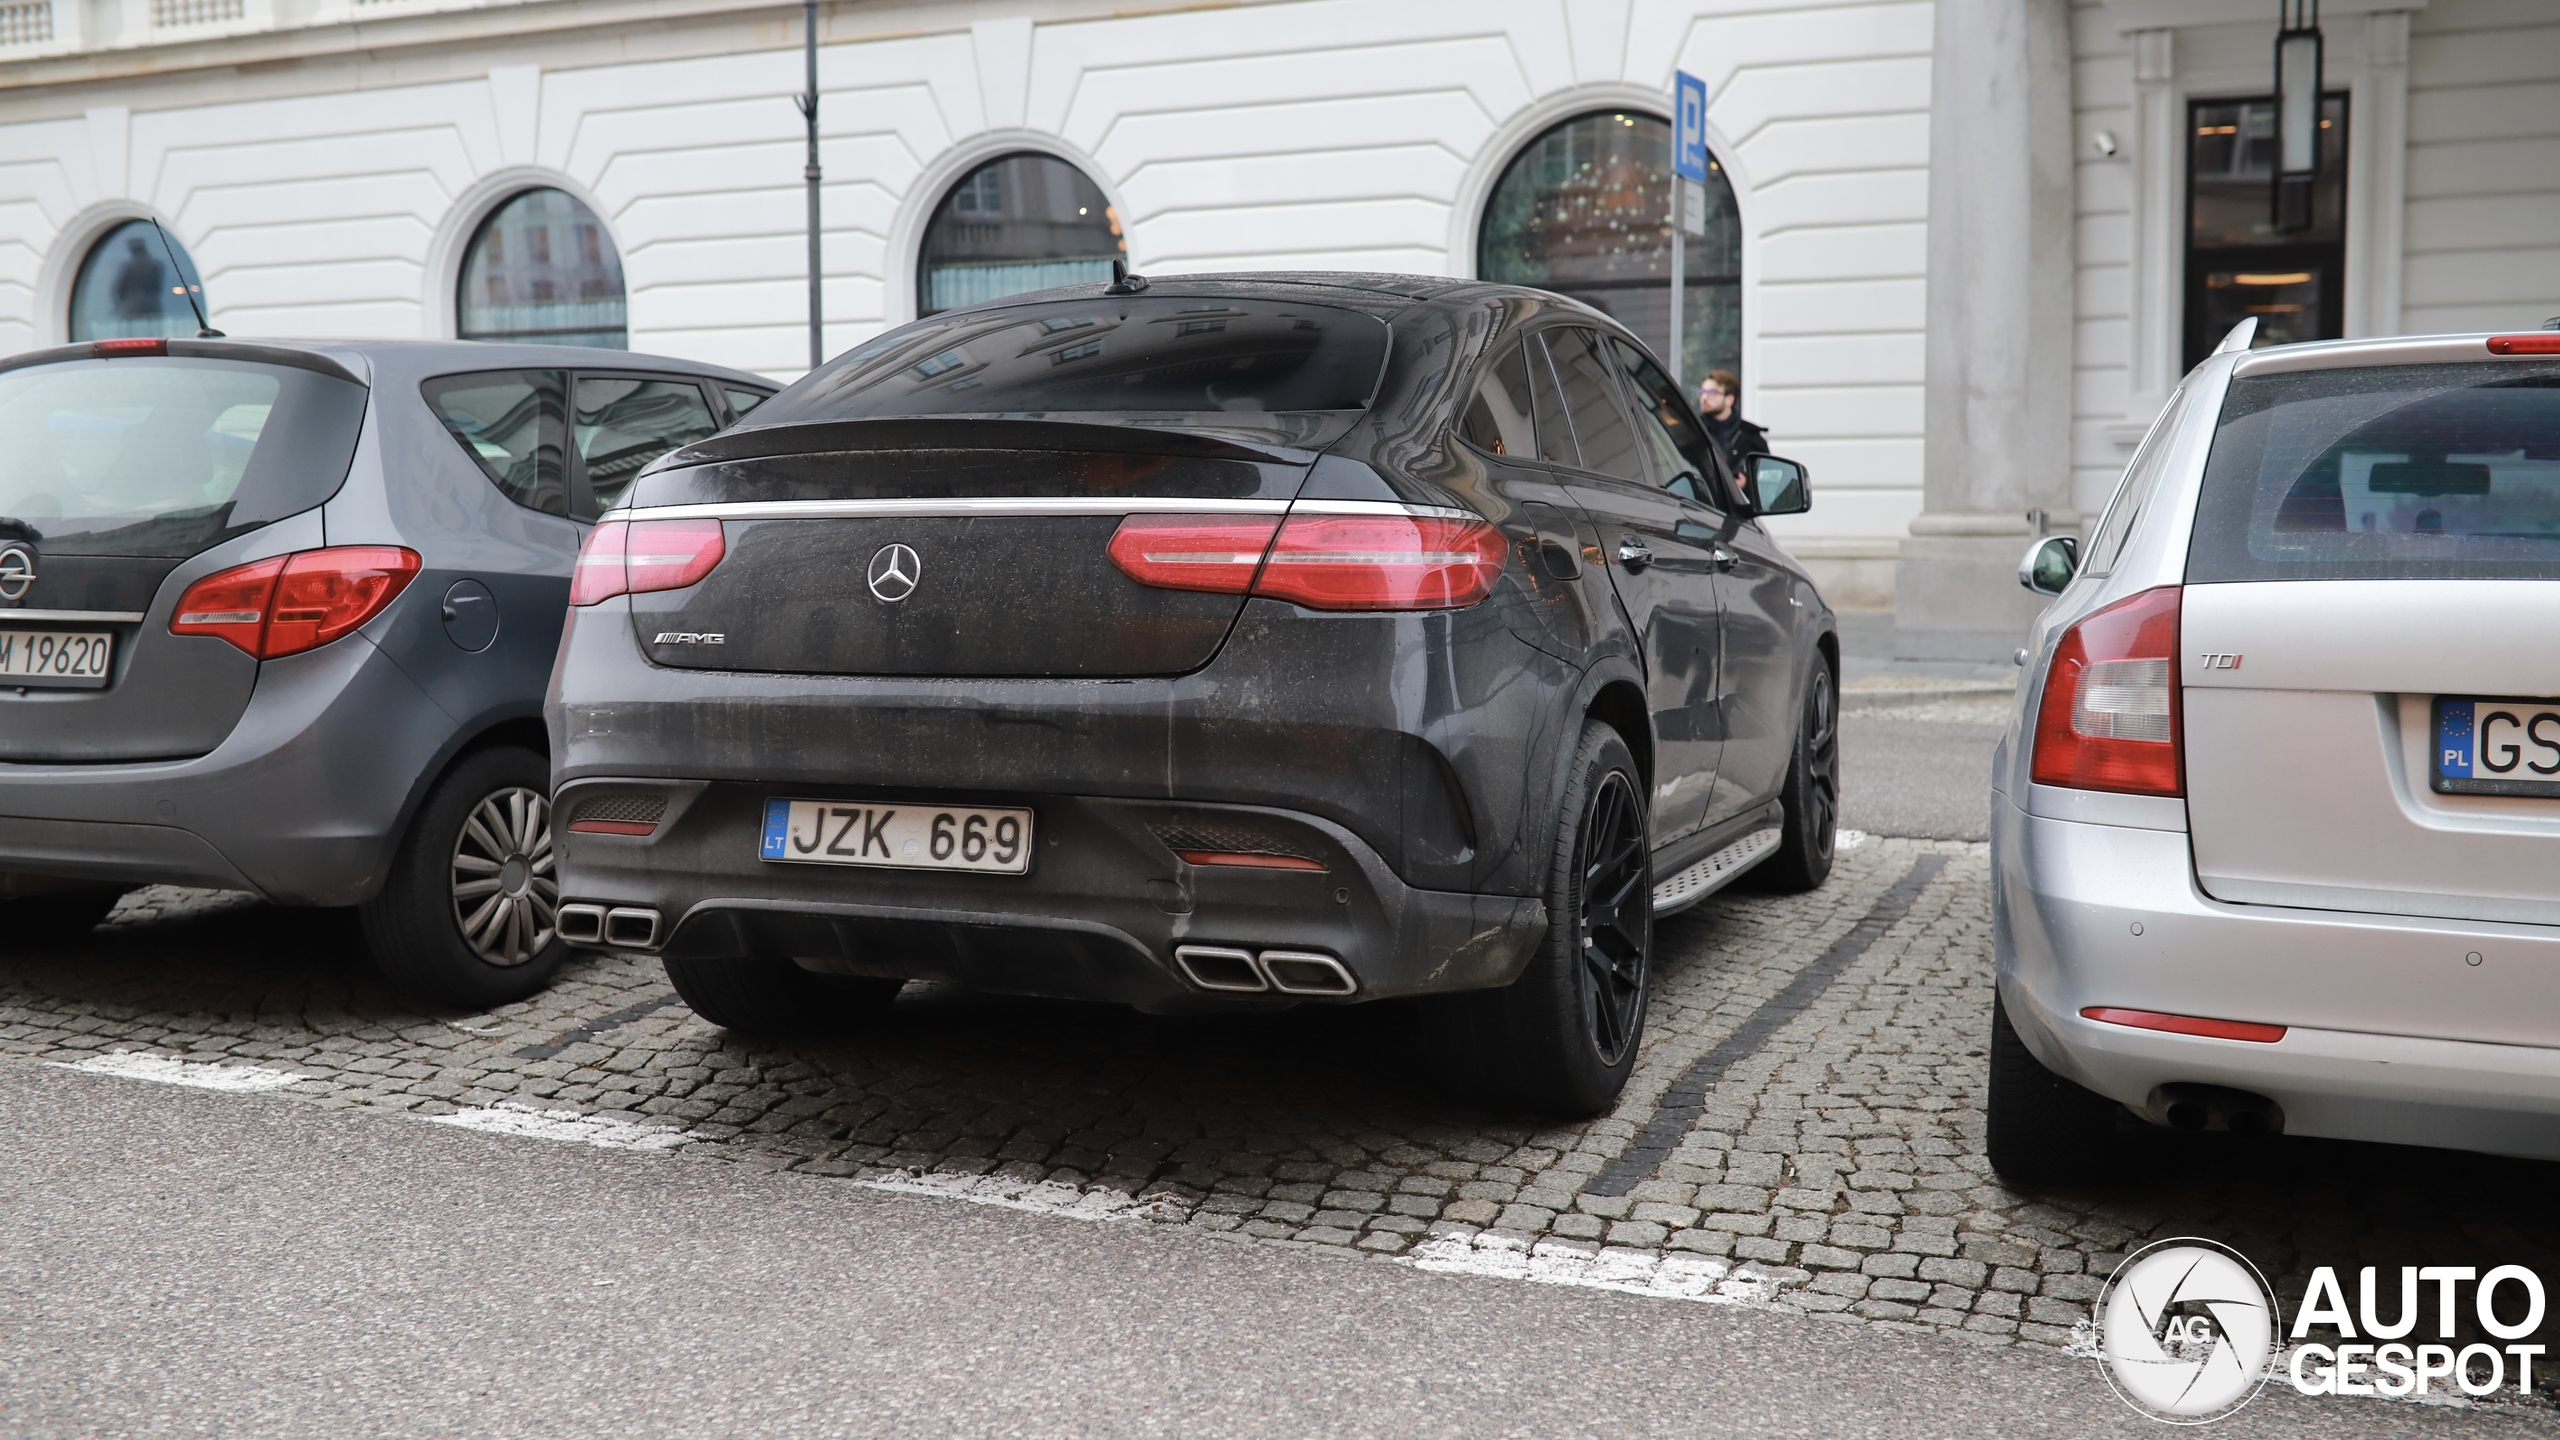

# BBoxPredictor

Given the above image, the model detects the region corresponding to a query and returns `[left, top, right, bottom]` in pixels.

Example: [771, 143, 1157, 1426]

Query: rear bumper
[554, 777, 1546, 1012]
[0, 633, 462, 905]
[1995, 789, 2560, 1159]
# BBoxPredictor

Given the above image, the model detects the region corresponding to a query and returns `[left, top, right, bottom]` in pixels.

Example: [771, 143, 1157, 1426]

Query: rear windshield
[746, 296, 1390, 425]
[2189, 360, 2560, 582]
[0, 357, 367, 558]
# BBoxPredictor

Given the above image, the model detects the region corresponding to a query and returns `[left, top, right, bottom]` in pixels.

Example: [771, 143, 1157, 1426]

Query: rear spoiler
[655, 414, 1362, 473]
[0, 338, 364, 387]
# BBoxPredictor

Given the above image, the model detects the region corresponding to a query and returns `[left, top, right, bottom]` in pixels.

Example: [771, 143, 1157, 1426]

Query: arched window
[917, 153, 1125, 317]
[68, 219, 207, 341]
[457, 188, 627, 349]
[1479, 110, 1741, 390]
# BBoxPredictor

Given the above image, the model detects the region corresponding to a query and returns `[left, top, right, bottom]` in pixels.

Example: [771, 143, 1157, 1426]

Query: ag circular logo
[2097, 1238, 2281, 1423]
[866, 543, 920, 603]
[0, 545, 34, 601]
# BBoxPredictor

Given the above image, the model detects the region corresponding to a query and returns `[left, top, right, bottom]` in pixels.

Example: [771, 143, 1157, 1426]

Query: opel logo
[867, 543, 920, 603]
[0, 546, 33, 602]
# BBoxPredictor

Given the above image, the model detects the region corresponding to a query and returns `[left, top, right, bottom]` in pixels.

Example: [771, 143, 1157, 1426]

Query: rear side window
[1545, 329, 1644, 482]
[574, 376, 717, 510]
[1527, 335, 1575, 465]
[752, 296, 1389, 423]
[1457, 341, 1537, 457]
[424, 370, 566, 516]
[1608, 336, 1726, 507]
[723, 386, 768, 420]
[2082, 383, 2190, 578]
[0, 357, 366, 558]
[2188, 361, 2560, 581]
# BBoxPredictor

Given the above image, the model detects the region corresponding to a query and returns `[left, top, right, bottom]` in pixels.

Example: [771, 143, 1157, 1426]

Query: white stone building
[0, 0, 2550, 651]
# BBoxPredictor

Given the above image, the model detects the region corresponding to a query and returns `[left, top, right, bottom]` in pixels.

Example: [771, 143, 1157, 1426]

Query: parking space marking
[55, 1050, 308, 1093]
[1587, 854, 1949, 1197]
[1408, 1232, 1773, 1305]
[424, 1100, 692, 1151]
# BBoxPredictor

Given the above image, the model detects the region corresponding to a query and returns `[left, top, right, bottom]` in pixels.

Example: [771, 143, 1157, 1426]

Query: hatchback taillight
[570, 519, 725, 605]
[2030, 585, 2182, 796]
[1107, 511, 1508, 611]
[171, 546, 421, 659]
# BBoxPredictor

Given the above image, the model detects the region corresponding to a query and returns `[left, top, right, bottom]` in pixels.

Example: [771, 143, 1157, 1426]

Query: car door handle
[1616, 539, 1655, 572]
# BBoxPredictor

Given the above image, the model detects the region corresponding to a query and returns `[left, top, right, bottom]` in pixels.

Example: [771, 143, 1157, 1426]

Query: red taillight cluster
[171, 546, 421, 659]
[570, 519, 727, 605]
[1107, 512, 1508, 611]
[2029, 585, 2183, 797]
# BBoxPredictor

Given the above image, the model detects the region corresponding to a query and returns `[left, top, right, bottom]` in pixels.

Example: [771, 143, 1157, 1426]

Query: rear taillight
[1105, 515, 1281, 594]
[570, 519, 725, 605]
[2029, 585, 2182, 796]
[1108, 511, 1508, 612]
[171, 546, 420, 659]
[1256, 514, 1509, 610]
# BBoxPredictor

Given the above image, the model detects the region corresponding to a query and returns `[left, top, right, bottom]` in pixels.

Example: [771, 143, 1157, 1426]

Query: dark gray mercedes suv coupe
[548, 273, 1838, 1113]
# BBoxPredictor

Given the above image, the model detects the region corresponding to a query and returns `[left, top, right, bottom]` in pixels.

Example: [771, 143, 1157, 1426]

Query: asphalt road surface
[1840, 695, 2010, 843]
[2, 1061, 2538, 1440]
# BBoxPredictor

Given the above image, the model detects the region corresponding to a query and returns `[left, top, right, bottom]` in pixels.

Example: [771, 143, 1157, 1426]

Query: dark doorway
[2184, 93, 2349, 373]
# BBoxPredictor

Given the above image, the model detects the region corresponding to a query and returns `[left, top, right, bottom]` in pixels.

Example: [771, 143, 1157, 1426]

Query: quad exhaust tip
[1171, 945, 1358, 997]
[557, 903, 606, 946]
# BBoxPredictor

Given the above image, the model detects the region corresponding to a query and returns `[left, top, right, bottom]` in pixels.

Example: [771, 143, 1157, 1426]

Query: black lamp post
[2272, 0, 2323, 232]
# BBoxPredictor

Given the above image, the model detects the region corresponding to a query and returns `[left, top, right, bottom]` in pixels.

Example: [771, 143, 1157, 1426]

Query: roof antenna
[1104, 257, 1148, 296]
[149, 218, 222, 338]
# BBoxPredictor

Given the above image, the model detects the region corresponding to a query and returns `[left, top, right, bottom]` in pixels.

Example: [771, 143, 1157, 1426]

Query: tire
[360, 746, 567, 1009]
[0, 887, 124, 949]
[1425, 719, 1651, 1117]
[1986, 993, 2127, 1185]
[662, 954, 902, 1038]
[1741, 657, 1839, 893]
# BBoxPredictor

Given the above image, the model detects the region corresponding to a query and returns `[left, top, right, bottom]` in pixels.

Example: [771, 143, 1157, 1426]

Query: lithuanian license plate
[759, 798, 1033, 874]
[0, 629, 111, 689]
[2433, 696, 2560, 797]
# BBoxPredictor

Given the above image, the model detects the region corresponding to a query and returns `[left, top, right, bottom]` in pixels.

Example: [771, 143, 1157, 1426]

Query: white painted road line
[852, 1170, 1179, 1223]
[54, 1051, 309, 1092]
[423, 1101, 691, 1152]
[1407, 1232, 1775, 1305]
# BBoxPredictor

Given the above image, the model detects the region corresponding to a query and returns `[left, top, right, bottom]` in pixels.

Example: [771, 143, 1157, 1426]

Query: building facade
[0, 0, 2550, 647]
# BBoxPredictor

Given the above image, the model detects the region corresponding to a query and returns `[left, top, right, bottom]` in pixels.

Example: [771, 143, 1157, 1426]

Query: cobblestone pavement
[6, 838, 2560, 1410]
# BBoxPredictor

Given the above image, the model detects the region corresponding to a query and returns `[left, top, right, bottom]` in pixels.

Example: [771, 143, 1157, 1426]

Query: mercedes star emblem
[867, 543, 921, 603]
[0, 546, 34, 601]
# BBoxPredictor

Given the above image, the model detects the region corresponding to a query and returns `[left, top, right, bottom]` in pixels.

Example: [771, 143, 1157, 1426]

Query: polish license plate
[2433, 696, 2560, 798]
[0, 629, 112, 689]
[759, 798, 1033, 874]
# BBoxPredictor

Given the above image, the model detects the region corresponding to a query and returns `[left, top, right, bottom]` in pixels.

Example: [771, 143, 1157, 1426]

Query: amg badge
[653, 632, 725, 645]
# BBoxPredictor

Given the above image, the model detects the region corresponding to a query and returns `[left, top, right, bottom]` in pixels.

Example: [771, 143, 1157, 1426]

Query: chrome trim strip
[0, 609, 148, 624]
[613, 497, 1477, 523]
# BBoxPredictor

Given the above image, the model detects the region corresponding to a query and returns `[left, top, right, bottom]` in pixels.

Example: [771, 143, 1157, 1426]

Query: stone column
[1895, 0, 2078, 662]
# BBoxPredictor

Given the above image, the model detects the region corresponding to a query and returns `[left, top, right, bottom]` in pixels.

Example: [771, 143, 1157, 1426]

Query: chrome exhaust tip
[602, 906, 661, 950]
[557, 903, 607, 946]
[1173, 945, 1267, 993]
[1259, 950, 1357, 996]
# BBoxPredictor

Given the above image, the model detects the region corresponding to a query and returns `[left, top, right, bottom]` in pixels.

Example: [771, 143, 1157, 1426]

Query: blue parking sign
[1674, 71, 1709, 182]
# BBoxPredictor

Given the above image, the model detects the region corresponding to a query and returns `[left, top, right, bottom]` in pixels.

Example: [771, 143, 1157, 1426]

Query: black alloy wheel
[1423, 719, 1652, 1117]
[1744, 659, 1839, 893]
[362, 746, 571, 1009]
[1575, 766, 1651, 1066]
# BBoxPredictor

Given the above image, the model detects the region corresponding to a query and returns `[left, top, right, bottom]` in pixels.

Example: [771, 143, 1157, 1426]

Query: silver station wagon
[1991, 322, 2560, 1181]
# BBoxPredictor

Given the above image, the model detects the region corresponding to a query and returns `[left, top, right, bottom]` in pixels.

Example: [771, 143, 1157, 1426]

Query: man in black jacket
[1696, 369, 1768, 461]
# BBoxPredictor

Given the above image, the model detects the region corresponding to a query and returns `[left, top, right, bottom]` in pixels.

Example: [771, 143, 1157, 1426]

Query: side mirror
[1745, 454, 1811, 516]
[2019, 535, 2080, 595]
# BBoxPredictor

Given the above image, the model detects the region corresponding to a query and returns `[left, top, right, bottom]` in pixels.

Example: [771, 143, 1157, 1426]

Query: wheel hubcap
[1575, 768, 1651, 1066]
[450, 785, 557, 966]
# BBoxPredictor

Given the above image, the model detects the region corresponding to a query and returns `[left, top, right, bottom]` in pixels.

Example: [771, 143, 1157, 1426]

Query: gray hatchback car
[0, 335, 771, 1005]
